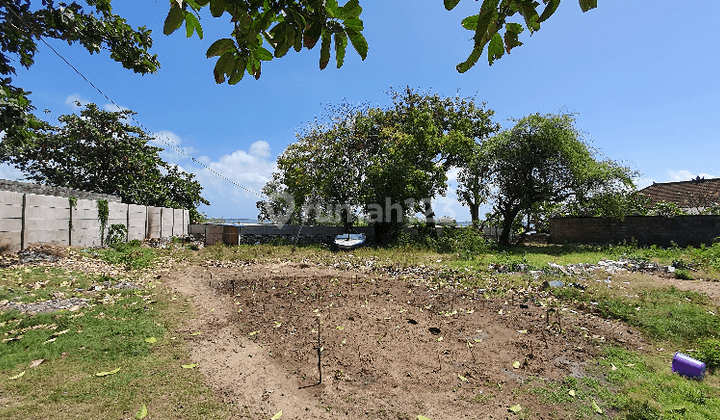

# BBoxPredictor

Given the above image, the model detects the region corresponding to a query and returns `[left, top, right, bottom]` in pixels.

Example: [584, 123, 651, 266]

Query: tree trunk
[469, 203, 480, 227]
[424, 200, 437, 237]
[499, 208, 519, 246]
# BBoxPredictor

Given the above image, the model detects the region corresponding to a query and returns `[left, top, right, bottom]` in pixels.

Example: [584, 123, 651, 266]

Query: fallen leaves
[95, 367, 121, 377]
[181, 363, 198, 369]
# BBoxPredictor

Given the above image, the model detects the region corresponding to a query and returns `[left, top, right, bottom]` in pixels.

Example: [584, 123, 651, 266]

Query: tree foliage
[0, 0, 160, 146]
[478, 113, 635, 245]
[0, 103, 209, 221]
[258, 88, 498, 241]
[165, 0, 598, 83]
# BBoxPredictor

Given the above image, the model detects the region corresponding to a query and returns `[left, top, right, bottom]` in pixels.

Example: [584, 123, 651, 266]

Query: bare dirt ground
[162, 261, 655, 420]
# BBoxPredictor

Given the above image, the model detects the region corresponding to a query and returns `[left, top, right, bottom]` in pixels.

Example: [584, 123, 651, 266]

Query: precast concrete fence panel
[146, 206, 161, 239]
[0, 191, 23, 253]
[0, 189, 192, 254]
[127, 204, 147, 242]
[71, 199, 101, 248]
[25, 194, 70, 247]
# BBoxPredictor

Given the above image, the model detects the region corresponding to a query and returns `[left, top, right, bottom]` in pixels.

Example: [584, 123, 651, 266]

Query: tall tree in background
[259, 89, 498, 242]
[0, 0, 159, 146]
[481, 113, 635, 245]
[0, 104, 209, 221]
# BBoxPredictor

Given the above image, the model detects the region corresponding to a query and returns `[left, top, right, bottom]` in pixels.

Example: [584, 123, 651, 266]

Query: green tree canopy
[478, 112, 635, 245]
[258, 88, 498, 241]
[0, 103, 209, 221]
[164, 0, 598, 84]
[0, 0, 159, 146]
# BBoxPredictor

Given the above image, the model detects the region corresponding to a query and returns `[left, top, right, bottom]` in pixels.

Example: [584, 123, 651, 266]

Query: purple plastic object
[672, 352, 706, 379]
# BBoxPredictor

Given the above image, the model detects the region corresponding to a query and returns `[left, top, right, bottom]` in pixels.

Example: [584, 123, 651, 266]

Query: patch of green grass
[596, 346, 720, 420]
[594, 287, 720, 343]
[0, 265, 233, 419]
[85, 241, 159, 270]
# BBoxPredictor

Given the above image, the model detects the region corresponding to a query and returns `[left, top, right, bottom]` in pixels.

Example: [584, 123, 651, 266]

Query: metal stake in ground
[316, 317, 322, 384]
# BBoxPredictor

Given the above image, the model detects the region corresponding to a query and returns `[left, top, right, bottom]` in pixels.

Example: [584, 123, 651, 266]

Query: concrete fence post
[21, 193, 27, 251]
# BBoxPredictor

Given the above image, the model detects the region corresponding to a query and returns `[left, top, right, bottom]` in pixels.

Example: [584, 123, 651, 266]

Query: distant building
[637, 177, 720, 214]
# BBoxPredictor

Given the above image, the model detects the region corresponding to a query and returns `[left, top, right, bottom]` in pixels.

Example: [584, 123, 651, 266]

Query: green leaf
[270, 410, 283, 420]
[9, 371, 25, 380]
[228, 57, 246, 85]
[181, 363, 198, 369]
[518, 2, 540, 32]
[503, 22, 524, 52]
[144, 337, 157, 343]
[335, 32, 347, 68]
[591, 399, 604, 414]
[163, 5, 185, 35]
[206, 38, 235, 58]
[345, 28, 368, 60]
[135, 404, 148, 419]
[579, 0, 598, 12]
[325, 0, 339, 18]
[304, 21, 323, 49]
[343, 17, 364, 31]
[538, 0, 560, 22]
[461, 15, 478, 30]
[487, 32, 504, 65]
[319, 31, 331, 70]
[417, 416, 432, 420]
[95, 367, 121, 377]
[256, 47, 273, 61]
[210, 0, 226, 17]
[444, 0, 461, 10]
[185, 12, 203, 39]
[213, 52, 232, 83]
[512, 360, 520, 369]
[338, 0, 362, 19]
[509, 404, 522, 413]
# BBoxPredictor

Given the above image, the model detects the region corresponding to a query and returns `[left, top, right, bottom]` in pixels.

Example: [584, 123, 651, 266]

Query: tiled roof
[637, 177, 720, 208]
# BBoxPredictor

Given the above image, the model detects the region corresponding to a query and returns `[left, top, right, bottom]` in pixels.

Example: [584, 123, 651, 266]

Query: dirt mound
[164, 262, 646, 419]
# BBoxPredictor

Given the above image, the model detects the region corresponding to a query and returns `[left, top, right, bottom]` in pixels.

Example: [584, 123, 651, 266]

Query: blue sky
[2, 0, 719, 221]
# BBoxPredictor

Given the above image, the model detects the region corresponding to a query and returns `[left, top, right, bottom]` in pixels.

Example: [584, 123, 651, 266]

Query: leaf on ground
[249, 330, 260, 336]
[458, 375, 468, 382]
[437, 336, 443, 342]
[517, 329, 527, 334]
[336, 326, 344, 330]
[135, 404, 148, 419]
[611, 363, 617, 371]
[29, 359, 44, 368]
[513, 361, 520, 369]
[591, 399, 604, 414]
[189, 331, 202, 336]
[96, 367, 121, 377]
[144, 337, 157, 343]
[9, 371, 25, 380]
[568, 389, 576, 397]
[418, 416, 432, 420]
[181, 363, 198, 369]
[509, 404, 522, 413]
[271, 410, 283, 419]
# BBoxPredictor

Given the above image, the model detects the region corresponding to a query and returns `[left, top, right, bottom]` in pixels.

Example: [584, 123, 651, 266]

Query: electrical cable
[1, 0, 267, 199]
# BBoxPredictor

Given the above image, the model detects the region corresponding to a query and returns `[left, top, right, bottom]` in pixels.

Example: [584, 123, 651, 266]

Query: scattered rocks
[0, 297, 89, 314]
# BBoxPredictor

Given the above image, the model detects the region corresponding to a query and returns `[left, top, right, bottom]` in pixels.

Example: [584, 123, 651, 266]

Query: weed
[674, 268, 693, 280]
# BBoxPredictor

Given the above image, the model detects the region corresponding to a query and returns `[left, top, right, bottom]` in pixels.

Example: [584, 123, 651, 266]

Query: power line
[1, 0, 266, 199]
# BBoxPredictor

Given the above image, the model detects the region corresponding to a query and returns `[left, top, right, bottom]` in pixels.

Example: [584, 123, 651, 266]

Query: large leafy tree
[0, 103, 209, 221]
[0, 0, 159, 146]
[479, 113, 635, 245]
[164, 0, 598, 83]
[259, 89, 498, 241]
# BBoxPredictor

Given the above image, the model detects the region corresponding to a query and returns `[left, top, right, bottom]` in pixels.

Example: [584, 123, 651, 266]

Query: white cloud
[151, 130, 200, 166]
[249, 141, 271, 158]
[634, 177, 655, 190]
[667, 169, 717, 182]
[103, 103, 130, 113]
[65, 94, 90, 110]
[0, 164, 25, 181]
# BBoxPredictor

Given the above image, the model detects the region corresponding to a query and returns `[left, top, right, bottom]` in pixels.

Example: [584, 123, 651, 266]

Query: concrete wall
[550, 215, 720, 247]
[0, 191, 190, 253]
[0, 178, 121, 202]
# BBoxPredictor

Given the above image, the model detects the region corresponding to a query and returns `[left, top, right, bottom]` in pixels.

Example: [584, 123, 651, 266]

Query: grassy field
[1, 238, 719, 419]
